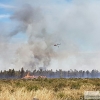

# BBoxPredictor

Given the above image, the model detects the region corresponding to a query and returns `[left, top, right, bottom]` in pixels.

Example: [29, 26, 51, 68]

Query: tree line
[0, 68, 100, 79]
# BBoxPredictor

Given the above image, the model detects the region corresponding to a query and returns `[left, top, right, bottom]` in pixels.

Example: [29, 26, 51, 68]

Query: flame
[26, 72, 30, 77]
[22, 72, 46, 79]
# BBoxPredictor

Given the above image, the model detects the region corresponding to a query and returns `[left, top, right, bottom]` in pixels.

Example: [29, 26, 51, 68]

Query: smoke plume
[9, 4, 59, 70]
[1, 0, 100, 71]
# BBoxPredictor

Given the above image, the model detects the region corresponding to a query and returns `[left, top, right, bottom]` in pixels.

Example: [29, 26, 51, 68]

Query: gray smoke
[9, 4, 58, 70]
[1, 0, 100, 71]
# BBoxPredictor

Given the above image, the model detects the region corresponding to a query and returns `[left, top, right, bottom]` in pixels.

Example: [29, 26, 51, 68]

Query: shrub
[70, 82, 81, 89]
[57, 92, 66, 99]
[26, 85, 39, 91]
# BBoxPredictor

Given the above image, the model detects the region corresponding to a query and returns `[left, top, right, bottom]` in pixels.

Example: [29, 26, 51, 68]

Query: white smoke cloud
[1, 0, 100, 71]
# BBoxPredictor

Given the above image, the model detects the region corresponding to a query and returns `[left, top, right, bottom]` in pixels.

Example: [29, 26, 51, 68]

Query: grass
[0, 78, 100, 100]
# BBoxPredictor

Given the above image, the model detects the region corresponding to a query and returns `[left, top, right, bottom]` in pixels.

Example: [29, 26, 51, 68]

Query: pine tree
[20, 67, 25, 78]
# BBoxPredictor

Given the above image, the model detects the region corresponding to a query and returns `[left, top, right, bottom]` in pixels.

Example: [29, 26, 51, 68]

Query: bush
[70, 82, 81, 89]
[57, 92, 66, 99]
[26, 85, 39, 91]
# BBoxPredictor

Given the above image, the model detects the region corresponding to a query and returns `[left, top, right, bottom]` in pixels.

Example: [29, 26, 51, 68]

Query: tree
[11, 69, 15, 77]
[7, 69, 12, 77]
[20, 67, 25, 78]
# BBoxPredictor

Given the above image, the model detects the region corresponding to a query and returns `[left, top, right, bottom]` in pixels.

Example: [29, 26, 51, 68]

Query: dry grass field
[0, 78, 100, 100]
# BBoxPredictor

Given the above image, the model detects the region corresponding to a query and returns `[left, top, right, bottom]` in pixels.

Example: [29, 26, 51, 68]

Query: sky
[0, 0, 100, 71]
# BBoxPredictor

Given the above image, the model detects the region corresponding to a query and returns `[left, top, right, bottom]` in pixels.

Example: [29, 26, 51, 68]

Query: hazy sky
[0, 0, 100, 71]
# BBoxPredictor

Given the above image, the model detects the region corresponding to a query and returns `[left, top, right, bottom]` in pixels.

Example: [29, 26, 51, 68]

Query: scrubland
[0, 78, 100, 100]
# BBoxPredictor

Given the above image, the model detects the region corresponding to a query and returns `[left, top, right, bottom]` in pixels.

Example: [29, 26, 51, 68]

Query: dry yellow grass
[0, 79, 98, 100]
[0, 86, 58, 100]
[0, 85, 95, 100]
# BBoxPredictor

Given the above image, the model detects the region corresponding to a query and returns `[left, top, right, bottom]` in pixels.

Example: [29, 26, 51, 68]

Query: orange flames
[22, 72, 46, 79]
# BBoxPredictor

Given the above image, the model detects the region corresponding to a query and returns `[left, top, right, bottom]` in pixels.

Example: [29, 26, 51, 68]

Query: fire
[22, 72, 46, 79]
[22, 72, 36, 79]
[26, 72, 31, 77]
